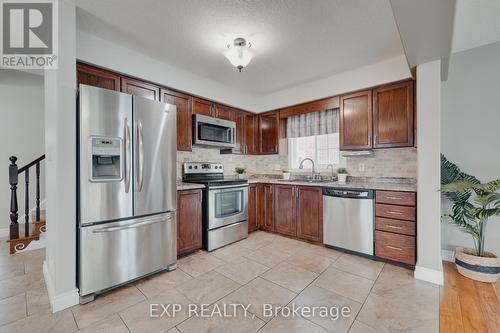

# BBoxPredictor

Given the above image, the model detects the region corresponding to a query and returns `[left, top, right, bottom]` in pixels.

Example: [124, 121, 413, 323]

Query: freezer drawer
[207, 220, 248, 251]
[79, 212, 176, 296]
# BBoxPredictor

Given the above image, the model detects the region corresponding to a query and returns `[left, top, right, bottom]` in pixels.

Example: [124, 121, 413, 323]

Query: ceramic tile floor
[0, 231, 439, 332]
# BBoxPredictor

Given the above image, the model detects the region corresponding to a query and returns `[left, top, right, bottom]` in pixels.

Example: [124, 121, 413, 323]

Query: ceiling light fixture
[224, 38, 254, 72]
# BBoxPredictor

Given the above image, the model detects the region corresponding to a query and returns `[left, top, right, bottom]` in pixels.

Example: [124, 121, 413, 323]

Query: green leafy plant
[441, 154, 500, 257]
[234, 167, 247, 175]
[336, 168, 348, 174]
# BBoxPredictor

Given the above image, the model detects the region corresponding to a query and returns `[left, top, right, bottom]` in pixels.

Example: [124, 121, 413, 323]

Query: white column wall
[415, 59, 443, 285]
[43, 0, 79, 311]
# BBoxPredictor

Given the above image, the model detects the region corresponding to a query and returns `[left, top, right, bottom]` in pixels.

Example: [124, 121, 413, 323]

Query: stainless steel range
[182, 162, 248, 251]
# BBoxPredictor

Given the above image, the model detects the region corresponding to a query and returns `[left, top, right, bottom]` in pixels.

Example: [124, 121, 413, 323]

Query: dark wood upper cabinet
[120, 77, 161, 101]
[177, 189, 203, 257]
[296, 186, 323, 243]
[214, 104, 234, 121]
[259, 111, 279, 154]
[192, 97, 214, 117]
[273, 184, 296, 237]
[162, 89, 192, 151]
[373, 80, 414, 148]
[245, 114, 258, 155]
[248, 184, 258, 233]
[76, 63, 120, 91]
[340, 90, 373, 150]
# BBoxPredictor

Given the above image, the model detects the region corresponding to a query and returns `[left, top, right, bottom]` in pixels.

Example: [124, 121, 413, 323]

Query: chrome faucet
[299, 158, 320, 180]
[326, 164, 335, 180]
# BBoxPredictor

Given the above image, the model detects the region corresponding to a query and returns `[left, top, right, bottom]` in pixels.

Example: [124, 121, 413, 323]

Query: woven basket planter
[455, 247, 500, 283]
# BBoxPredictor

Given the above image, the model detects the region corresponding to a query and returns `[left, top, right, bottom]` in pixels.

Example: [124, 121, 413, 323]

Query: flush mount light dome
[224, 38, 254, 72]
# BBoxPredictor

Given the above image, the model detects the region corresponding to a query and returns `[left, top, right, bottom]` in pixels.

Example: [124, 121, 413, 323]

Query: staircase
[6, 155, 46, 254]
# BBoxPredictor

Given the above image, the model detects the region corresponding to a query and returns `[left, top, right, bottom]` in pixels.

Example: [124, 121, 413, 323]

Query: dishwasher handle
[323, 187, 374, 199]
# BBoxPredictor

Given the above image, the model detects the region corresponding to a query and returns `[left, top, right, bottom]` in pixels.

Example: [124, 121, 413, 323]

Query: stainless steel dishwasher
[323, 188, 375, 256]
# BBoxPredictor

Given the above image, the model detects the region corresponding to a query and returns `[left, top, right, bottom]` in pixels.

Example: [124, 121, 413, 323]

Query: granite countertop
[248, 177, 417, 192]
[176, 183, 205, 190]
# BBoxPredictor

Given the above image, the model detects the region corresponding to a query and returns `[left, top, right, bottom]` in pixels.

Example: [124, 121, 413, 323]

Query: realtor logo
[1, 0, 57, 68]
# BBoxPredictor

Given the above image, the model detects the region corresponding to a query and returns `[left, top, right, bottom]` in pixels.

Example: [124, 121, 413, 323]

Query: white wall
[415, 59, 443, 285]
[0, 70, 44, 233]
[441, 41, 500, 256]
[43, 0, 79, 312]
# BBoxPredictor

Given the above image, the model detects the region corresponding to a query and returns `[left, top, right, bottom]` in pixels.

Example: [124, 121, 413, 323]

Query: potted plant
[336, 168, 348, 184]
[441, 155, 500, 283]
[282, 168, 291, 180]
[234, 167, 247, 179]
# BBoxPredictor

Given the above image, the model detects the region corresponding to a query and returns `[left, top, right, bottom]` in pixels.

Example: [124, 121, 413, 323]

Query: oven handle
[209, 184, 249, 190]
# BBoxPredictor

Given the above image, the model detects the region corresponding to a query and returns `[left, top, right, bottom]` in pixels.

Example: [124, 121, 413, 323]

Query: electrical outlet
[274, 164, 281, 171]
[358, 163, 365, 172]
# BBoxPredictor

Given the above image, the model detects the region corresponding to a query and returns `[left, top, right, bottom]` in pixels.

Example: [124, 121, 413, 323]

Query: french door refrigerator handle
[137, 121, 144, 192]
[92, 213, 174, 233]
[124, 118, 131, 193]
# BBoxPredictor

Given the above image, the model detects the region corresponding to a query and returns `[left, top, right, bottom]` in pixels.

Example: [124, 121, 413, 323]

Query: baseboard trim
[414, 265, 444, 285]
[43, 261, 79, 313]
[441, 249, 455, 262]
[0, 228, 8, 238]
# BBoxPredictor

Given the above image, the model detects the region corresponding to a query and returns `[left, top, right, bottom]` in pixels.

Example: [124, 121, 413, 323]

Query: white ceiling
[452, 0, 500, 54]
[74, 0, 404, 95]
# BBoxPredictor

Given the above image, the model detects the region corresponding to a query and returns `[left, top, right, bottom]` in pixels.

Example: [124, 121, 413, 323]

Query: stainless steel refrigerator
[77, 85, 177, 303]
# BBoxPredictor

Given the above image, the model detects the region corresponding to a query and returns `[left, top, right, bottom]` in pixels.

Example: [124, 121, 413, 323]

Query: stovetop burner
[182, 162, 248, 187]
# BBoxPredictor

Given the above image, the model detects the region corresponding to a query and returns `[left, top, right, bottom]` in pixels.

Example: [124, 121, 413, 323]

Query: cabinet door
[121, 77, 161, 101]
[162, 89, 192, 151]
[258, 184, 274, 231]
[77, 63, 120, 91]
[214, 104, 234, 121]
[259, 112, 279, 154]
[177, 189, 202, 257]
[248, 184, 258, 232]
[233, 111, 245, 154]
[273, 185, 296, 237]
[373, 80, 414, 148]
[340, 90, 373, 150]
[296, 186, 323, 243]
[245, 114, 258, 154]
[192, 97, 214, 116]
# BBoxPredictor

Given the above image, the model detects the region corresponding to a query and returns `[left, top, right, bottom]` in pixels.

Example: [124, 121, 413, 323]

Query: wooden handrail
[18, 154, 45, 174]
[8, 155, 45, 241]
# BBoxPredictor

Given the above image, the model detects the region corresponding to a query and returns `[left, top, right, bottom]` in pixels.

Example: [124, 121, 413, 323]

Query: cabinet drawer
[376, 191, 415, 206]
[375, 231, 415, 265]
[376, 217, 415, 236]
[376, 204, 415, 221]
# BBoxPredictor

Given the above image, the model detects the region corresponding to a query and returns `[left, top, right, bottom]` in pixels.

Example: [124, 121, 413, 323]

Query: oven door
[208, 184, 248, 229]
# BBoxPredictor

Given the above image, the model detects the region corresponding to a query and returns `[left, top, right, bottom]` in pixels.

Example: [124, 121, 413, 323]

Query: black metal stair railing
[8, 155, 45, 240]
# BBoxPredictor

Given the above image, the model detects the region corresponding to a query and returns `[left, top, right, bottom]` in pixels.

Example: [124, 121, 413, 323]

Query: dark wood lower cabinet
[248, 184, 258, 232]
[375, 230, 416, 266]
[259, 184, 274, 232]
[177, 189, 202, 257]
[273, 185, 296, 237]
[296, 186, 323, 243]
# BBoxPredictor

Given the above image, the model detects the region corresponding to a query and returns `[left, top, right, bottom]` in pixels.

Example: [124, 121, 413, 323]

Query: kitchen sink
[277, 179, 333, 183]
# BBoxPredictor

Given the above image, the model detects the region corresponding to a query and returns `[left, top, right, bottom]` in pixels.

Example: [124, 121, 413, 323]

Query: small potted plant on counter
[282, 168, 291, 180]
[234, 167, 247, 179]
[336, 168, 348, 184]
[441, 155, 500, 283]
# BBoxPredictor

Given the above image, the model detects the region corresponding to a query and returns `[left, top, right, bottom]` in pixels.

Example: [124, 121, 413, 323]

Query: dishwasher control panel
[323, 188, 374, 199]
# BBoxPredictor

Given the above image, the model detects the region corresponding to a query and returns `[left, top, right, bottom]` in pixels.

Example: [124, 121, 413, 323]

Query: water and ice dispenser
[90, 136, 123, 182]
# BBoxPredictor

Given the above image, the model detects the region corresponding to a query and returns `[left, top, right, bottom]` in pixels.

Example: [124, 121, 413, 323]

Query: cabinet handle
[387, 245, 403, 251]
[386, 225, 403, 230]
[388, 211, 403, 215]
[386, 196, 402, 200]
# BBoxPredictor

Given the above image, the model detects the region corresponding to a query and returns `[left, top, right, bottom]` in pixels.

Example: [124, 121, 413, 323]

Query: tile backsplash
[177, 146, 417, 180]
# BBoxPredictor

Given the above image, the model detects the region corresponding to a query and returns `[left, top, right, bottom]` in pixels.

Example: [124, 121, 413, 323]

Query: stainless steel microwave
[193, 114, 236, 149]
